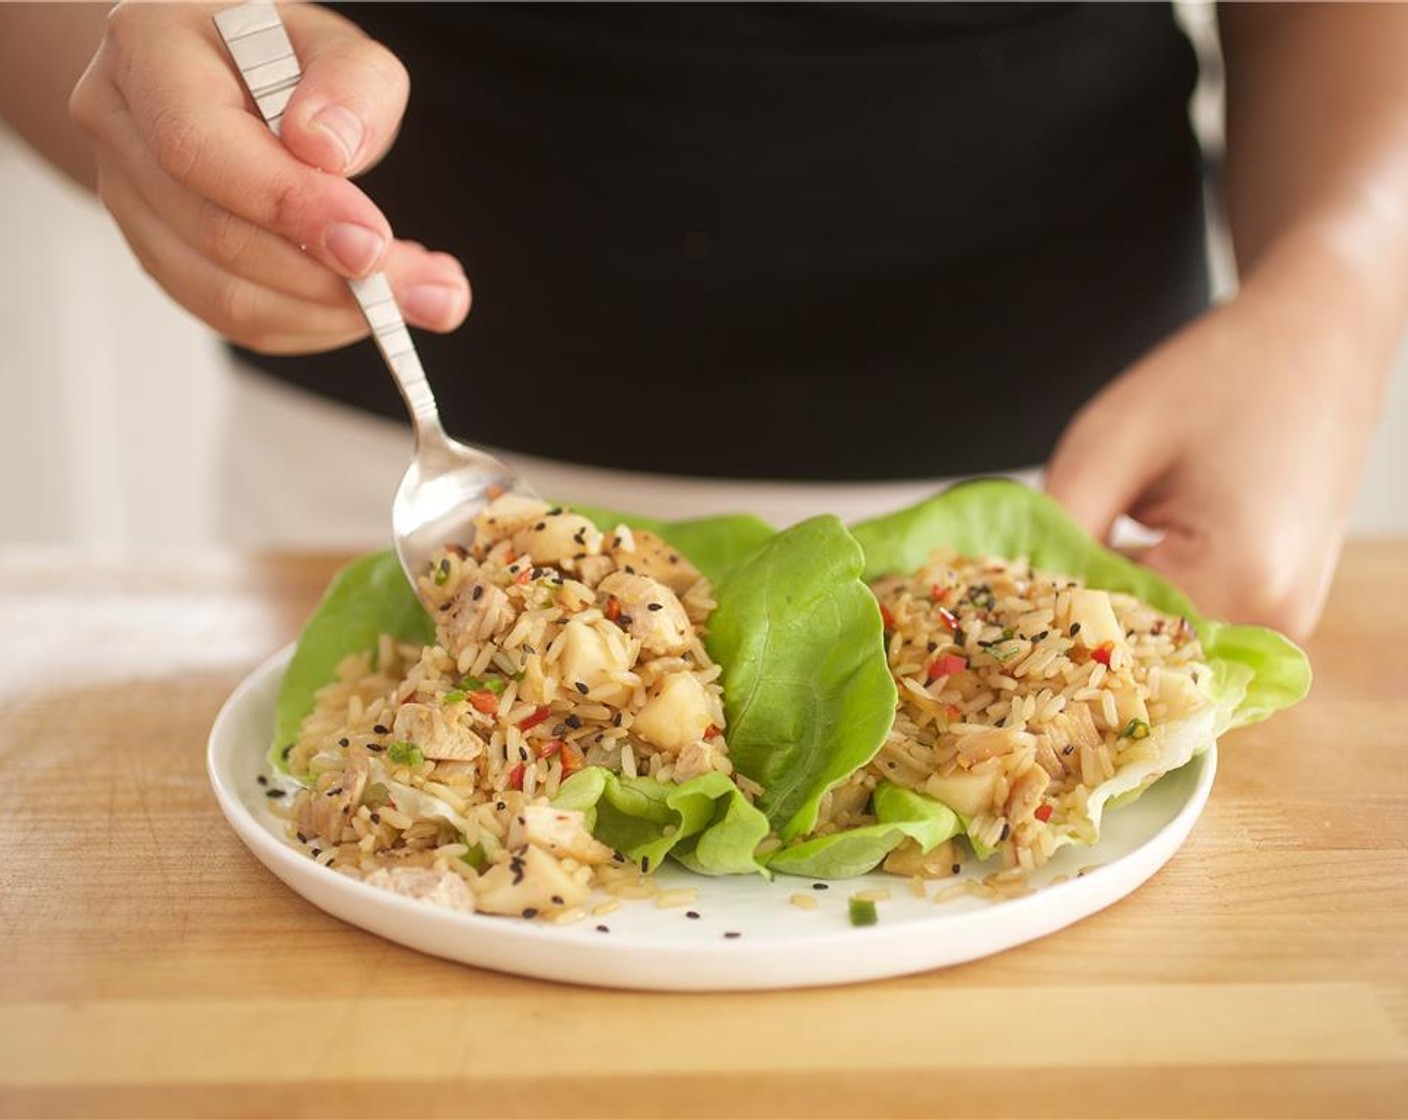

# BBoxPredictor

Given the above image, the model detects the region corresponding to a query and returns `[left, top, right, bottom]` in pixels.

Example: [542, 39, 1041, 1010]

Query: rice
[820, 547, 1211, 879]
[280, 496, 742, 921]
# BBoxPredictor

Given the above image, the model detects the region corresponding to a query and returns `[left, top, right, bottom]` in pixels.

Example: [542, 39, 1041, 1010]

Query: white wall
[1, 123, 1405, 546]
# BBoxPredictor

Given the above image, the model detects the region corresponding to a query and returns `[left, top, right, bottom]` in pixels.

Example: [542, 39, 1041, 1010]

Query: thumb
[1044, 393, 1164, 546]
[277, 5, 410, 177]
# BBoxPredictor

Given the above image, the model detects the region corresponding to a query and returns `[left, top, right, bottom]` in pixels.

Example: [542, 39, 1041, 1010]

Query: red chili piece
[1091, 642, 1114, 667]
[926, 653, 968, 682]
[519, 705, 551, 730]
[468, 691, 499, 715]
[1034, 804, 1054, 823]
[507, 762, 525, 790]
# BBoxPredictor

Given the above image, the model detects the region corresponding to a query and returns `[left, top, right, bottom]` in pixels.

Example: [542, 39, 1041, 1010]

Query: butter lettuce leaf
[553, 769, 769, 876]
[767, 783, 961, 879]
[848, 479, 1310, 854]
[707, 515, 898, 842]
[271, 550, 433, 773]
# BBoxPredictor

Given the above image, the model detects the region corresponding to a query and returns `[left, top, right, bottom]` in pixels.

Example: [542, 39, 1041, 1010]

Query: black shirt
[238, 2, 1207, 479]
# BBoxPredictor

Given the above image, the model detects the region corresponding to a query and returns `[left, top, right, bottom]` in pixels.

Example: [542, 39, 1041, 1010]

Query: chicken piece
[597, 572, 693, 656]
[472, 494, 552, 550]
[505, 804, 614, 863]
[607, 527, 702, 594]
[301, 744, 370, 845]
[673, 737, 725, 782]
[1057, 588, 1126, 652]
[556, 620, 633, 705]
[1112, 684, 1150, 731]
[512, 510, 604, 567]
[474, 844, 591, 915]
[362, 867, 477, 914]
[883, 837, 957, 879]
[1005, 762, 1051, 822]
[633, 672, 715, 752]
[1048, 702, 1103, 758]
[923, 765, 1000, 820]
[440, 577, 512, 652]
[392, 702, 487, 762]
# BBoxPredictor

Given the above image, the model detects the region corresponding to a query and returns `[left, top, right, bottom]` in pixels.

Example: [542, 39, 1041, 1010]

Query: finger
[1044, 391, 1166, 545]
[103, 92, 469, 322]
[276, 10, 411, 177]
[99, 5, 393, 279]
[99, 157, 371, 353]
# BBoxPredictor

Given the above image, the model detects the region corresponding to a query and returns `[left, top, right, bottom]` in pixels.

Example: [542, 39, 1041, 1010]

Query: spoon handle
[212, 2, 445, 443]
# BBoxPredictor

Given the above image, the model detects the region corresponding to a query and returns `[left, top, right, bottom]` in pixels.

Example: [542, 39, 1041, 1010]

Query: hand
[69, 1, 470, 354]
[1045, 258, 1389, 642]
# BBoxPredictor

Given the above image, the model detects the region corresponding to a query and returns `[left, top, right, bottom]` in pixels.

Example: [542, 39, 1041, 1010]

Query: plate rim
[208, 645, 1217, 991]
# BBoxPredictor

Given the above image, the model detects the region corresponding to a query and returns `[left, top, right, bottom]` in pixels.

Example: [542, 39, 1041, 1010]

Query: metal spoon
[213, 2, 535, 589]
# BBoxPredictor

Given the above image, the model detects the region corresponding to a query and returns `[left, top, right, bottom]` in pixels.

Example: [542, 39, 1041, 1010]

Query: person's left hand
[1044, 260, 1389, 643]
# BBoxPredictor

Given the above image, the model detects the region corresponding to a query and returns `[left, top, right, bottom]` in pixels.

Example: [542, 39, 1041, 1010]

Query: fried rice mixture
[279, 495, 739, 921]
[814, 548, 1213, 881]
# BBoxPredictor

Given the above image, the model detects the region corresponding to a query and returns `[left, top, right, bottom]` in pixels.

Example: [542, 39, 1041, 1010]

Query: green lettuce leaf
[552, 769, 769, 876]
[848, 479, 1311, 853]
[707, 515, 898, 842]
[271, 550, 433, 773]
[767, 783, 961, 878]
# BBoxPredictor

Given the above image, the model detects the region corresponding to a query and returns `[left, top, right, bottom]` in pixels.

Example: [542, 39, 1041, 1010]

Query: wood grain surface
[1, 544, 1404, 1119]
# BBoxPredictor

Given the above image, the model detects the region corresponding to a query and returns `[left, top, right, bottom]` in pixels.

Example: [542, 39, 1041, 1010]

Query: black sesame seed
[296, 832, 307, 843]
[612, 850, 626, 863]
[326, 786, 342, 797]
[265, 789, 286, 799]
[612, 712, 623, 727]
[596, 925, 610, 933]
[534, 521, 546, 531]
[685, 911, 700, 919]
[618, 614, 634, 626]
[640, 855, 651, 873]
[951, 863, 961, 875]
[369, 813, 381, 824]
[812, 882, 830, 891]
[337, 737, 349, 748]
[367, 744, 385, 752]
[575, 681, 590, 695]
[565, 714, 582, 729]
[1069, 622, 1081, 636]
[999, 822, 1011, 841]
[552, 723, 568, 737]
[518, 746, 529, 762]
[551, 895, 565, 906]
[624, 564, 636, 574]
[647, 602, 664, 612]
[256, 775, 268, 787]
[496, 801, 507, 811]
[724, 931, 741, 939]
[280, 744, 294, 760]
[926, 640, 938, 652]
[310, 848, 321, 857]
[472, 585, 484, 601]
[1062, 744, 1075, 756]
[522, 908, 539, 919]
[373, 724, 390, 735]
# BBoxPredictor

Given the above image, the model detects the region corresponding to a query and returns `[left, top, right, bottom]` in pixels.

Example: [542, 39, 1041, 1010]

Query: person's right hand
[69, 1, 470, 354]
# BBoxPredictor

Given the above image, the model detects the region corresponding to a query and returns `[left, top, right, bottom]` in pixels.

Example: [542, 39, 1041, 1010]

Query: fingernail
[400, 282, 466, 328]
[324, 222, 386, 276]
[310, 104, 364, 171]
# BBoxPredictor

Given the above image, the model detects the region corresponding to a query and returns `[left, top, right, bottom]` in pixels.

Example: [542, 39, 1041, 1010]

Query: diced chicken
[923, 766, 1000, 820]
[512, 511, 604, 567]
[883, 837, 957, 879]
[597, 572, 693, 656]
[607, 528, 702, 594]
[674, 737, 726, 782]
[572, 555, 615, 586]
[1045, 703, 1102, 763]
[1113, 684, 1150, 730]
[475, 844, 591, 915]
[300, 744, 370, 845]
[472, 494, 551, 550]
[1156, 667, 1206, 717]
[505, 804, 613, 863]
[441, 578, 511, 651]
[633, 672, 715, 752]
[556, 619, 633, 705]
[1005, 762, 1051, 822]
[363, 867, 477, 914]
[1058, 588, 1125, 651]
[392, 702, 487, 762]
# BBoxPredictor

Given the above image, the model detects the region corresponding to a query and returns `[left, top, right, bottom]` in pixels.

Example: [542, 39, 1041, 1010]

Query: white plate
[208, 646, 1216, 991]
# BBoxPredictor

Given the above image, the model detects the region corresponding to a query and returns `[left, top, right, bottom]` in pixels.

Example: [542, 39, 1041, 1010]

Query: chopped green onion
[457, 675, 507, 695]
[442, 689, 467, 704]
[388, 741, 424, 767]
[459, 842, 487, 870]
[1119, 718, 1151, 741]
[848, 898, 878, 927]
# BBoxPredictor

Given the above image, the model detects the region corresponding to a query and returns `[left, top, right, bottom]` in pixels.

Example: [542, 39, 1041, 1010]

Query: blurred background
[2, 3, 1405, 547]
